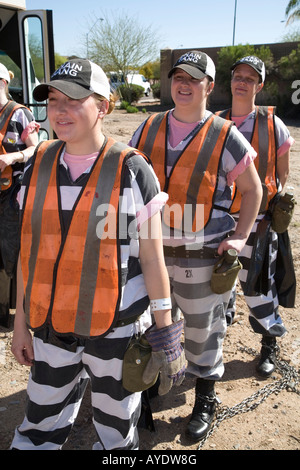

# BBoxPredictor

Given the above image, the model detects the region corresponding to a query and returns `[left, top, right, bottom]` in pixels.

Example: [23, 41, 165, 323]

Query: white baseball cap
[0, 63, 11, 83]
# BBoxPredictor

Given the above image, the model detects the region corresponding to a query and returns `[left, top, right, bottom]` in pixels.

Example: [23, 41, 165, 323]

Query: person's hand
[217, 233, 248, 255]
[11, 321, 34, 366]
[0, 154, 13, 171]
[143, 320, 185, 395]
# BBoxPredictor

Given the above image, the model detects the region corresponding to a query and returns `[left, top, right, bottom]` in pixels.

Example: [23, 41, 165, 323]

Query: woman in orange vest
[10, 58, 185, 450]
[130, 51, 262, 442]
[0, 63, 39, 328]
[217, 56, 295, 377]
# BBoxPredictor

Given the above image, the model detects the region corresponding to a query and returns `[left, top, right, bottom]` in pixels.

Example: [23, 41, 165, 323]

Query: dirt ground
[0, 101, 299, 451]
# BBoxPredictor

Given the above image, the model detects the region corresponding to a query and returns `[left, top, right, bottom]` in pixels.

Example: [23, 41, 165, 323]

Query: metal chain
[197, 345, 300, 449]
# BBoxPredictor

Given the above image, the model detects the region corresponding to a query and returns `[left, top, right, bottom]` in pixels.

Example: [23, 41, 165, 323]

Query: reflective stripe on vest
[0, 101, 27, 190]
[217, 106, 277, 213]
[137, 112, 232, 234]
[21, 137, 135, 338]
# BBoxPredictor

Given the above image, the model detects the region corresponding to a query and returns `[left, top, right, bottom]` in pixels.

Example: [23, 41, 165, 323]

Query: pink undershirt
[169, 112, 200, 148]
[63, 151, 98, 181]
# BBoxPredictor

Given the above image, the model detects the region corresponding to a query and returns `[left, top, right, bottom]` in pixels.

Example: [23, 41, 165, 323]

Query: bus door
[0, 7, 55, 139]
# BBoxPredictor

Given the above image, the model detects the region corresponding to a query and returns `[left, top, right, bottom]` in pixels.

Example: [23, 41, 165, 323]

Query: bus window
[21, 15, 47, 123]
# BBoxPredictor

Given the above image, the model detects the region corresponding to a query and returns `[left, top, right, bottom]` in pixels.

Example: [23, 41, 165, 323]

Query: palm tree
[286, 0, 300, 24]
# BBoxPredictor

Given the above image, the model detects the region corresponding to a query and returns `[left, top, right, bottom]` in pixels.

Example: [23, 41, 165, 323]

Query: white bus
[0, 1, 55, 138]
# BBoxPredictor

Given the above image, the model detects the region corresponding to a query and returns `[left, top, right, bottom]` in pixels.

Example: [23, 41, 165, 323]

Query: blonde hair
[94, 91, 117, 115]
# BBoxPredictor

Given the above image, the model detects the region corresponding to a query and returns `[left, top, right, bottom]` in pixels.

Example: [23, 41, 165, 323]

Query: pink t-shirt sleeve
[227, 150, 257, 186]
[277, 136, 295, 158]
[136, 192, 169, 230]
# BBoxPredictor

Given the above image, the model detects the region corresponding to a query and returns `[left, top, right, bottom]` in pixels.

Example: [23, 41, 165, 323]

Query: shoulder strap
[186, 115, 232, 207]
[137, 111, 168, 155]
[215, 109, 231, 120]
[0, 101, 28, 150]
[0, 101, 26, 132]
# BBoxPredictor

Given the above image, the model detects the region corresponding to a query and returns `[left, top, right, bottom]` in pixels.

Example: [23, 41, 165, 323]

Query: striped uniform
[229, 110, 293, 336]
[235, 216, 283, 336]
[0, 105, 36, 322]
[11, 140, 163, 450]
[130, 110, 256, 380]
[1, 106, 35, 178]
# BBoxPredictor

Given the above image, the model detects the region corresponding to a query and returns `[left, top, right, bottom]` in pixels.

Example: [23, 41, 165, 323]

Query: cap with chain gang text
[33, 58, 110, 102]
[231, 56, 266, 83]
[168, 50, 216, 81]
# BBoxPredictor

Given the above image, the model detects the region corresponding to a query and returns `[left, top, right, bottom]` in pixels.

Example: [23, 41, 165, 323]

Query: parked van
[127, 73, 151, 96]
[108, 71, 125, 92]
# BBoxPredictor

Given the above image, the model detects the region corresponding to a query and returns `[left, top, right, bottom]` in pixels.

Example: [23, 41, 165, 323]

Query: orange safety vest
[0, 101, 28, 191]
[217, 106, 277, 213]
[21, 138, 140, 338]
[136, 111, 232, 234]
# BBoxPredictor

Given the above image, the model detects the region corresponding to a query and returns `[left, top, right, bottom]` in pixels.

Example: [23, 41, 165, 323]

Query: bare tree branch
[86, 11, 161, 80]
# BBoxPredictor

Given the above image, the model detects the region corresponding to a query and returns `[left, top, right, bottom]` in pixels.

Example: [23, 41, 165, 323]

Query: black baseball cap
[231, 56, 266, 83]
[168, 50, 216, 81]
[33, 58, 110, 102]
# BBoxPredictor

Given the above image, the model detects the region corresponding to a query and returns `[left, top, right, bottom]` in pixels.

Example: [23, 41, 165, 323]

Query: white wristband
[150, 298, 172, 311]
[20, 150, 28, 162]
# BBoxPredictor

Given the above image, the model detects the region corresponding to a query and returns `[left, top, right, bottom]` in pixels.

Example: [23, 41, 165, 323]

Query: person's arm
[11, 256, 34, 366]
[139, 211, 185, 395]
[218, 161, 262, 254]
[139, 211, 172, 329]
[0, 119, 39, 170]
[277, 149, 290, 190]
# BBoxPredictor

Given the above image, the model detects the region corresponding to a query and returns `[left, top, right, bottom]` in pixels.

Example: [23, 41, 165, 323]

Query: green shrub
[278, 44, 300, 80]
[151, 82, 160, 99]
[118, 84, 144, 104]
[126, 105, 139, 113]
[120, 100, 129, 110]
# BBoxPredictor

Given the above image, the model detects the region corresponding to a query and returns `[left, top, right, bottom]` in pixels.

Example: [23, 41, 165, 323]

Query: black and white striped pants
[165, 253, 231, 381]
[234, 216, 286, 337]
[11, 318, 150, 450]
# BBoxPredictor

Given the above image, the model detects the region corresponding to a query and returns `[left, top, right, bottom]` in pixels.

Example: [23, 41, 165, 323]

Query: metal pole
[232, 0, 237, 46]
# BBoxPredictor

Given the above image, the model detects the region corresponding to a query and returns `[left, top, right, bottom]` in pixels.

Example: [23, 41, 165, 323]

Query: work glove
[142, 320, 185, 395]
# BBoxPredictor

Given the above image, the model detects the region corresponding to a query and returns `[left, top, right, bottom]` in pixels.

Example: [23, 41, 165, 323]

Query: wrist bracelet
[150, 298, 172, 311]
[20, 150, 27, 162]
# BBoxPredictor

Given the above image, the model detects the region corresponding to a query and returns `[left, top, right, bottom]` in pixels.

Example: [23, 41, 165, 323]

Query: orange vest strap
[138, 112, 167, 156]
[230, 106, 277, 213]
[256, 106, 277, 211]
[22, 140, 64, 323]
[215, 109, 231, 120]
